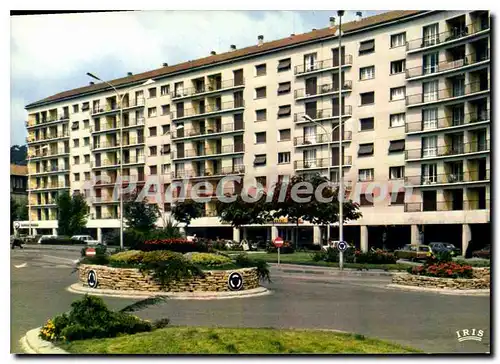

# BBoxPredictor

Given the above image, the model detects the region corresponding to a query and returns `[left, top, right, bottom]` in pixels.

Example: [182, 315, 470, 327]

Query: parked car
[321, 240, 354, 251]
[37, 235, 57, 244]
[472, 245, 490, 259]
[394, 244, 433, 261]
[70, 235, 101, 245]
[428, 242, 461, 256]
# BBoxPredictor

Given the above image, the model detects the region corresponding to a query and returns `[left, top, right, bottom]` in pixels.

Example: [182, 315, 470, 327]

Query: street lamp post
[337, 10, 345, 270]
[86, 73, 154, 250]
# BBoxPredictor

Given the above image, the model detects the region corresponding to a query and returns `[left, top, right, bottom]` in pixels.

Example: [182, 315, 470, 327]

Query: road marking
[42, 255, 80, 264]
[14, 263, 27, 268]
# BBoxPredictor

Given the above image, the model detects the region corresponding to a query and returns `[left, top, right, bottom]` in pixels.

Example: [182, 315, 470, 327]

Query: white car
[37, 235, 57, 244]
[71, 235, 101, 245]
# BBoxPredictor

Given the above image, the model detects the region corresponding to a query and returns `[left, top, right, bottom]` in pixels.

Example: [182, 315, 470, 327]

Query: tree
[171, 199, 204, 231]
[57, 192, 89, 236]
[17, 197, 29, 220]
[215, 191, 272, 228]
[124, 192, 160, 232]
[10, 197, 18, 234]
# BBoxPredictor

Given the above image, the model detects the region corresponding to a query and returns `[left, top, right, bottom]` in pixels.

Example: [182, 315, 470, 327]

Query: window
[84, 172, 90, 180]
[390, 86, 406, 101]
[389, 166, 405, 180]
[391, 192, 406, 205]
[423, 23, 439, 47]
[390, 113, 405, 128]
[422, 136, 438, 157]
[149, 127, 157, 137]
[304, 53, 318, 72]
[278, 105, 291, 118]
[73, 139, 79, 148]
[160, 85, 170, 96]
[277, 58, 291, 72]
[255, 132, 266, 144]
[359, 39, 375, 55]
[303, 149, 317, 167]
[256, 176, 267, 188]
[358, 143, 374, 156]
[84, 154, 90, 163]
[390, 32, 406, 48]
[148, 87, 157, 98]
[161, 144, 171, 154]
[256, 109, 267, 121]
[422, 163, 438, 184]
[422, 108, 438, 130]
[256, 64, 267, 76]
[150, 165, 157, 175]
[148, 107, 157, 118]
[83, 137, 89, 146]
[161, 104, 170, 115]
[82, 102, 89, 111]
[277, 82, 291, 95]
[388, 139, 405, 153]
[254, 154, 267, 166]
[149, 146, 157, 156]
[255, 87, 266, 99]
[423, 52, 438, 74]
[360, 193, 374, 206]
[279, 129, 291, 141]
[71, 121, 79, 130]
[360, 92, 375, 105]
[360, 66, 375, 80]
[162, 124, 171, 134]
[162, 164, 171, 174]
[73, 104, 79, 113]
[73, 156, 80, 165]
[83, 119, 89, 129]
[360, 117, 374, 131]
[278, 152, 291, 164]
[74, 173, 80, 182]
[358, 168, 374, 182]
[390, 59, 405, 74]
[423, 81, 439, 102]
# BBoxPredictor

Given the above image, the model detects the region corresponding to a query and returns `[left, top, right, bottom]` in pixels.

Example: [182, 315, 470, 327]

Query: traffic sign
[273, 236, 284, 248]
[337, 241, 348, 252]
[87, 270, 98, 288]
[85, 248, 96, 256]
[228, 272, 243, 291]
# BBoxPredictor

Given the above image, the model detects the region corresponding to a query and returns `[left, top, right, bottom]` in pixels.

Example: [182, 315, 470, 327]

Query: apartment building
[11, 164, 28, 203]
[22, 10, 490, 253]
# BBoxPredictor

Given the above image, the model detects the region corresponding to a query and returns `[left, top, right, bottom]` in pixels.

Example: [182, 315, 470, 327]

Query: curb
[270, 263, 397, 276]
[67, 283, 272, 300]
[386, 284, 490, 296]
[19, 327, 68, 354]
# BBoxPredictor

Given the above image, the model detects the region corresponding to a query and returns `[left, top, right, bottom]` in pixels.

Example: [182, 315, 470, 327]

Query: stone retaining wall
[392, 268, 490, 290]
[78, 264, 260, 292]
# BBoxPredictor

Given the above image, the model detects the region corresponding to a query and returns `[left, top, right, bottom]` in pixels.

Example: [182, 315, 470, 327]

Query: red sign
[273, 237, 284, 248]
[85, 248, 96, 256]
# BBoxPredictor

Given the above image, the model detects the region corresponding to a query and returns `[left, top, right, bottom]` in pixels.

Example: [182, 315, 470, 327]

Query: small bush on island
[354, 249, 397, 264]
[188, 252, 233, 268]
[408, 261, 473, 279]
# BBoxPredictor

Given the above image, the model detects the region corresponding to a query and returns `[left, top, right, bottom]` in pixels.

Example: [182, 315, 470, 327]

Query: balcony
[94, 174, 146, 187]
[27, 130, 70, 144]
[294, 81, 352, 100]
[91, 141, 121, 151]
[294, 131, 352, 147]
[91, 98, 145, 116]
[404, 199, 490, 212]
[173, 187, 238, 200]
[294, 55, 353, 76]
[28, 148, 70, 160]
[26, 114, 70, 129]
[172, 165, 246, 179]
[294, 106, 353, 124]
[28, 183, 69, 191]
[406, 51, 490, 80]
[171, 122, 244, 140]
[406, 81, 489, 107]
[406, 22, 490, 53]
[404, 169, 490, 187]
[173, 144, 245, 160]
[93, 196, 120, 205]
[171, 79, 245, 100]
[171, 101, 245, 120]
[122, 137, 145, 147]
[406, 110, 490, 134]
[405, 140, 490, 161]
[294, 156, 352, 170]
[91, 159, 120, 169]
[30, 165, 70, 175]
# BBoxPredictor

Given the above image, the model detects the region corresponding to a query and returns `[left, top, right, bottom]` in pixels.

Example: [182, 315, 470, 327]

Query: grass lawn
[59, 327, 420, 354]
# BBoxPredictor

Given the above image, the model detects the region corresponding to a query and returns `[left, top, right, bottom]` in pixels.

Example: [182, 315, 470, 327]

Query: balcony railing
[406, 81, 489, 106]
[173, 144, 245, 159]
[404, 199, 490, 212]
[171, 79, 245, 99]
[294, 81, 353, 99]
[30, 165, 70, 174]
[91, 98, 145, 115]
[171, 122, 244, 139]
[91, 159, 120, 168]
[404, 170, 490, 185]
[94, 174, 146, 186]
[28, 148, 70, 159]
[122, 137, 145, 146]
[406, 22, 490, 52]
[27, 130, 70, 143]
[173, 187, 238, 199]
[92, 141, 120, 150]
[294, 131, 352, 146]
[294, 106, 353, 122]
[294, 55, 353, 75]
[172, 165, 246, 179]
[170, 100, 245, 119]
[26, 114, 70, 128]
[405, 140, 490, 160]
[28, 183, 69, 190]
[294, 156, 352, 169]
[406, 51, 490, 79]
[406, 110, 490, 133]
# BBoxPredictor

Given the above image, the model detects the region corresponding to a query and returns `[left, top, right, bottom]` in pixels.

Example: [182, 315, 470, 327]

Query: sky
[10, 10, 382, 146]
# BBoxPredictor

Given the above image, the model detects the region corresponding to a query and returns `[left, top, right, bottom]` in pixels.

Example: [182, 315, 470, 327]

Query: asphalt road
[11, 246, 490, 354]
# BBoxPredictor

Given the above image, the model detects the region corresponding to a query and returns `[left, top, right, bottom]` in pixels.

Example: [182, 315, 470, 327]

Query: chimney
[210, 51, 216, 55]
[127, 72, 133, 76]
[329, 16, 336, 28]
[356, 11, 362, 21]
[89, 81, 94, 85]
[290, 33, 295, 36]
[163, 62, 168, 67]
[230, 44, 236, 51]
[258, 35, 264, 46]
[312, 28, 317, 31]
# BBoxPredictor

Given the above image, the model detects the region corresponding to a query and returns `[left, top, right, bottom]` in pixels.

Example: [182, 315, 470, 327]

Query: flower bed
[141, 239, 209, 253]
[408, 261, 473, 278]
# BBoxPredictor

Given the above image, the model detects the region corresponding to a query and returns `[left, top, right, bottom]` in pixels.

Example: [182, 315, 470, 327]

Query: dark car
[472, 245, 490, 259]
[428, 242, 461, 256]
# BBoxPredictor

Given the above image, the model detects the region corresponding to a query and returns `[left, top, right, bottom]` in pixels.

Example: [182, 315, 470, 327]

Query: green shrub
[354, 250, 397, 264]
[108, 250, 145, 264]
[140, 255, 204, 287]
[234, 253, 271, 282]
[152, 318, 170, 330]
[39, 237, 75, 245]
[311, 251, 326, 262]
[142, 251, 183, 264]
[189, 252, 232, 267]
